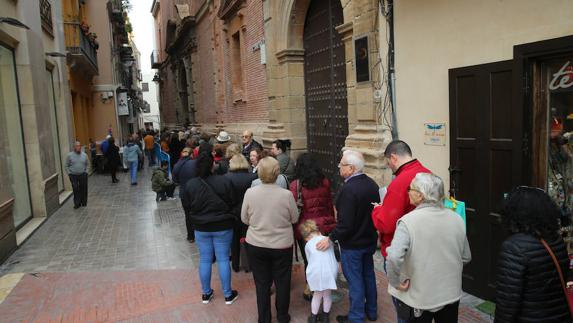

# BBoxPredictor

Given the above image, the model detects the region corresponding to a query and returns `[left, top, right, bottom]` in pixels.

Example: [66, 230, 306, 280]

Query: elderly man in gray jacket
[66, 141, 89, 209]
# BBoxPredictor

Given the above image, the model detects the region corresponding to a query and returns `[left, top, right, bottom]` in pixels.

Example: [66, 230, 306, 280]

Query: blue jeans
[340, 245, 378, 323]
[129, 161, 138, 184]
[195, 229, 233, 298]
[145, 149, 156, 166]
[384, 258, 408, 323]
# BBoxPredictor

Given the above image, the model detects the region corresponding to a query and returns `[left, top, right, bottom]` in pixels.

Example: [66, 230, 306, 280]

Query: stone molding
[276, 48, 305, 64]
[335, 21, 354, 41]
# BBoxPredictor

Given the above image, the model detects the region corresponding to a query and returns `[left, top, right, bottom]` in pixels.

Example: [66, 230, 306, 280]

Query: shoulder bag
[540, 238, 573, 316]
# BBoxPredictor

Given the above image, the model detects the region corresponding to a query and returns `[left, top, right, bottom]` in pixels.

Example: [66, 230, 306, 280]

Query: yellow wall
[90, 98, 118, 141]
[392, 0, 573, 184]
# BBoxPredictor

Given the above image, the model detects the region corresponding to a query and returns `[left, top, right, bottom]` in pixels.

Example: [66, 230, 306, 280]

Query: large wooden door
[303, 0, 348, 189]
[449, 61, 523, 300]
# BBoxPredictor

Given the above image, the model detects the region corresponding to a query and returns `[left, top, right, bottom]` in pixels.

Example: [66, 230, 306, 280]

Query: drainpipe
[387, 0, 398, 139]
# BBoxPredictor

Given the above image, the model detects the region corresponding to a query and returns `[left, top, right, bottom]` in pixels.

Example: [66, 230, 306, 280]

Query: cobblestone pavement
[0, 168, 493, 322]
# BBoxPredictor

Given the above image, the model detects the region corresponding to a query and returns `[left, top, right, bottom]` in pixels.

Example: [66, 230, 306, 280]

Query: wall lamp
[0, 17, 30, 30]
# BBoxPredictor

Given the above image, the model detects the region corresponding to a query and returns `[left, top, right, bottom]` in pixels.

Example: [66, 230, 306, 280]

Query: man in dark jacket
[241, 130, 262, 159]
[316, 150, 379, 323]
[173, 148, 198, 242]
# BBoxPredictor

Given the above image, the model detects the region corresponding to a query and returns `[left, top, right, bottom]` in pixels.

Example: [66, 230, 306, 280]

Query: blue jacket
[123, 143, 142, 162]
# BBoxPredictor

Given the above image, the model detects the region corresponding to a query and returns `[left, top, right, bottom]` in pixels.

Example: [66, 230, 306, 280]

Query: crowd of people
[65, 129, 571, 323]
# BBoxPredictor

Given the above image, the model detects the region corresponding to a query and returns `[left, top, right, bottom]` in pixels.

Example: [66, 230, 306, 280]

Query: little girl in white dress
[300, 220, 338, 323]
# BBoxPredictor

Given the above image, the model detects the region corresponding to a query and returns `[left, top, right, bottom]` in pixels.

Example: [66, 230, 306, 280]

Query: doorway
[303, 0, 348, 189]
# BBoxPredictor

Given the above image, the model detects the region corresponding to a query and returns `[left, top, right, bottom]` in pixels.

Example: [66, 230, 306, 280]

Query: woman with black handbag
[494, 186, 571, 322]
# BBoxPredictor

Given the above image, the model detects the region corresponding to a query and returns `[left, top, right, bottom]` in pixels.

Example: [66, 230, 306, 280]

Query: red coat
[289, 178, 336, 241]
[371, 159, 430, 257]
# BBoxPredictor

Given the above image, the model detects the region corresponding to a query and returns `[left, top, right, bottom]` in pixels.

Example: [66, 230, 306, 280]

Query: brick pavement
[0, 169, 493, 322]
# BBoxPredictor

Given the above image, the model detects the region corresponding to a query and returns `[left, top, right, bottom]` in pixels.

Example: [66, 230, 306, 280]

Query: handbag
[540, 238, 573, 316]
[444, 197, 466, 225]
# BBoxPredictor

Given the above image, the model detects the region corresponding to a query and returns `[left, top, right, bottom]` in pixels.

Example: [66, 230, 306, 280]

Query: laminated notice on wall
[424, 122, 446, 146]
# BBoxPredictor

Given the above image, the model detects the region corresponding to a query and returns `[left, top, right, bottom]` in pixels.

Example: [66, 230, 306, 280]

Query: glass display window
[0, 44, 33, 228]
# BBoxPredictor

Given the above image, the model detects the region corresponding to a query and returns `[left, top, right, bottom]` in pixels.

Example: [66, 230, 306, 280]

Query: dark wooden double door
[303, 0, 348, 188]
[449, 61, 523, 300]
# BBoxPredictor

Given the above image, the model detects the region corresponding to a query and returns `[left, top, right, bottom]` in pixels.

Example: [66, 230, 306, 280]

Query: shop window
[543, 56, 573, 252]
[0, 44, 33, 227]
[231, 31, 244, 101]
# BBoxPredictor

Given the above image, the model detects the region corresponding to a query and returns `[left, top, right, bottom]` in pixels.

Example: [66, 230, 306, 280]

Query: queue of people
[67, 129, 571, 323]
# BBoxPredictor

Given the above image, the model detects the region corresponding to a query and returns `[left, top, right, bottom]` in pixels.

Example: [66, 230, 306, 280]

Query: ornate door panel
[304, 0, 348, 189]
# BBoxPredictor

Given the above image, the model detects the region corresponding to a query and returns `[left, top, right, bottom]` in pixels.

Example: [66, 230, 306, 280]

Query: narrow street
[0, 170, 492, 322]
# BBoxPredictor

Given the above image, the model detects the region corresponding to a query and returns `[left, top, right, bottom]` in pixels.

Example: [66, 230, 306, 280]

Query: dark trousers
[409, 301, 459, 323]
[231, 221, 247, 272]
[246, 243, 293, 323]
[340, 245, 378, 323]
[110, 165, 118, 182]
[182, 200, 195, 241]
[69, 173, 88, 207]
[156, 184, 176, 199]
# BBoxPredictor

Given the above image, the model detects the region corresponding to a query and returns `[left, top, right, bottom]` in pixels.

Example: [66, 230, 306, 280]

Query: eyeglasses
[407, 187, 420, 193]
[242, 135, 251, 138]
[338, 163, 351, 168]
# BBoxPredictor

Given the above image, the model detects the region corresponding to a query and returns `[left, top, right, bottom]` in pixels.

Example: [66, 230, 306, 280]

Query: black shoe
[187, 238, 195, 243]
[321, 312, 330, 323]
[131, 182, 137, 186]
[335, 315, 349, 323]
[366, 314, 377, 322]
[224, 290, 238, 305]
[307, 314, 318, 323]
[73, 205, 80, 209]
[202, 290, 214, 304]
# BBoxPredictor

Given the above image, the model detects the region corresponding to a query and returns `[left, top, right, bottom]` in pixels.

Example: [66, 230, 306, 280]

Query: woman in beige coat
[241, 157, 299, 323]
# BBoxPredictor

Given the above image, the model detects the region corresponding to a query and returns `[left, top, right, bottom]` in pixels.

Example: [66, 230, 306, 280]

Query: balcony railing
[151, 50, 161, 69]
[64, 22, 98, 74]
[40, 0, 54, 36]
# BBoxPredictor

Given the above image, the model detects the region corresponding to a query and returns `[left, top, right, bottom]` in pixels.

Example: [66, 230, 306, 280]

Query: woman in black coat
[185, 151, 239, 304]
[494, 186, 571, 323]
[225, 154, 257, 272]
[105, 137, 120, 183]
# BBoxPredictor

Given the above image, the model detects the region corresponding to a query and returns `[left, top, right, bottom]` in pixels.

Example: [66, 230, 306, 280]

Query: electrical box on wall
[355, 36, 369, 83]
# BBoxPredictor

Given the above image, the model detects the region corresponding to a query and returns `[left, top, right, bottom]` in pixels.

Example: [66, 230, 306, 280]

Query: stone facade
[0, 0, 75, 261]
[263, 0, 391, 183]
[152, 0, 392, 183]
[152, 0, 270, 140]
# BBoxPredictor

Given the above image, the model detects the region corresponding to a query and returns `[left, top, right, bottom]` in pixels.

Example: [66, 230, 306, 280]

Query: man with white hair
[316, 150, 380, 323]
[66, 141, 89, 209]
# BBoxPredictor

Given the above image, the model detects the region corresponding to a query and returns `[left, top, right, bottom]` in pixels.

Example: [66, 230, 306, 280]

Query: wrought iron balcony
[64, 22, 98, 76]
[151, 50, 161, 69]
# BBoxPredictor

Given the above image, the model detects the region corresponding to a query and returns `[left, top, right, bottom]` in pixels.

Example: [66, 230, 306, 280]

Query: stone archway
[265, 0, 391, 184]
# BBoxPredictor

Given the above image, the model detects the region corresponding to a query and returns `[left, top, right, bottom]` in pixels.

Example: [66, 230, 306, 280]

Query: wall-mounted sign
[354, 36, 369, 83]
[117, 92, 129, 116]
[549, 60, 573, 91]
[424, 122, 446, 146]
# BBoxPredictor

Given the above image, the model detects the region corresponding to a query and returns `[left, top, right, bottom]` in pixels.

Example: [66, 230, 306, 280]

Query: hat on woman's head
[216, 131, 231, 142]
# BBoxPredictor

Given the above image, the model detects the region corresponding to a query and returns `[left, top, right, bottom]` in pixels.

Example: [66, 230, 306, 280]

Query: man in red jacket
[372, 140, 430, 259]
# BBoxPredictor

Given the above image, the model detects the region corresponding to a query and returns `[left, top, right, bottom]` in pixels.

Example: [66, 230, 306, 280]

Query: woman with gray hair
[386, 173, 471, 322]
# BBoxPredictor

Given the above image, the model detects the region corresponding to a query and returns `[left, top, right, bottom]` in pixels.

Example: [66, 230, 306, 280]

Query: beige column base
[345, 124, 393, 185]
